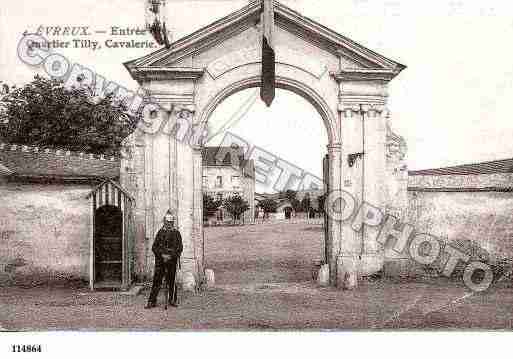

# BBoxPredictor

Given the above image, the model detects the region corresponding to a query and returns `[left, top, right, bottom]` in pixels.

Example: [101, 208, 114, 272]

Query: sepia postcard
[0, 0, 512, 357]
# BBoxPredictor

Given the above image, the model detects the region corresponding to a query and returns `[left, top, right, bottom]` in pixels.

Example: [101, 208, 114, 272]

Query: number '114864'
[11, 345, 42, 353]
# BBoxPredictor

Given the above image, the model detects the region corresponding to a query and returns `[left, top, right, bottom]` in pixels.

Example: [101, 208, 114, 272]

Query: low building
[275, 199, 293, 220]
[0, 142, 256, 289]
[255, 190, 324, 220]
[0, 143, 135, 290]
[408, 159, 513, 260]
[202, 146, 255, 224]
[385, 158, 513, 277]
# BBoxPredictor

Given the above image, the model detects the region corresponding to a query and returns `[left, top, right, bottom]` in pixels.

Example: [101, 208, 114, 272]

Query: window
[231, 175, 240, 189]
[202, 176, 208, 188]
[215, 176, 223, 188]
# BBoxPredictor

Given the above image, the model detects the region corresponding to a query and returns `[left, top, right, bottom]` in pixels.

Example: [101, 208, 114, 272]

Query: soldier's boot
[144, 302, 157, 309]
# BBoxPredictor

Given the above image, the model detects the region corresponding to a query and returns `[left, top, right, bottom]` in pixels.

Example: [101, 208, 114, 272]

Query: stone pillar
[120, 130, 147, 281]
[142, 104, 176, 280]
[361, 105, 387, 275]
[151, 112, 173, 250]
[120, 67, 204, 286]
[338, 106, 363, 290]
[191, 145, 204, 281]
[333, 68, 395, 288]
[326, 143, 342, 285]
[131, 99, 201, 286]
[172, 105, 198, 288]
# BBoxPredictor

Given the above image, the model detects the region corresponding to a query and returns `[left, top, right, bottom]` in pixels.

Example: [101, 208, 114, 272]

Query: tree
[223, 195, 249, 223]
[259, 199, 278, 215]
[300, 194, 311, 212]
[284, 189, 297, 202]
[203, 194, 222, 220]
[0, 75, 139, 155]
[291, 198, 302, 213]
[317, 194, 326, 214]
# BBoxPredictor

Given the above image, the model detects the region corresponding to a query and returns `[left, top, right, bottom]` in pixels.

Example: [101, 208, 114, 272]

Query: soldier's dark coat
[147, 226, 183, 306]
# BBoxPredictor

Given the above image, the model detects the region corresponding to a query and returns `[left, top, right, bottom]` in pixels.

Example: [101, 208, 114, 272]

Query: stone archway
[197, 76, 338, 144]
[121, 1, 405, 290]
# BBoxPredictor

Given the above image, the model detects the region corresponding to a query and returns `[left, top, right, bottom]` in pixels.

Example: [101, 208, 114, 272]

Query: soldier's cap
[164, 209, 177, 222]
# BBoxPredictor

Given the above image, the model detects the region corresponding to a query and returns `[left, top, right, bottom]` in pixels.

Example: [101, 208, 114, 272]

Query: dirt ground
[0, 222, 512, 331]
[204, 221, 325, 284]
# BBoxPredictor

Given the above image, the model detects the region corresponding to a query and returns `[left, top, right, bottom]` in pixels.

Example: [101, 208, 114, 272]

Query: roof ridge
[0, 142, 118, 161]
[409, 157, 513, 176]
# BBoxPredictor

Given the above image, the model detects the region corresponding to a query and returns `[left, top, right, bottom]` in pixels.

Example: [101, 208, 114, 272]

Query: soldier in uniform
[145, 210, 183, 309]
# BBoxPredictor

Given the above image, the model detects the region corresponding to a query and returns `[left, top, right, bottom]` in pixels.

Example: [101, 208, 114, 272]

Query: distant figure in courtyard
[145, 210, 183, 309]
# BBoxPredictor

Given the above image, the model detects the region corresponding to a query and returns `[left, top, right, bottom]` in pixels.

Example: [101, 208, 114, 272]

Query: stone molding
[147, 92, 196, 110]
[386, 123, 407, 161]
[171, 103, 196, 116]
[332, 68, 400, 82]
[327, 143, 342, 154]
[338, 102, 387, 117]
[0, 142, 117, 161]
[127, 67, 204, 85]
[206, 45, 329, 80]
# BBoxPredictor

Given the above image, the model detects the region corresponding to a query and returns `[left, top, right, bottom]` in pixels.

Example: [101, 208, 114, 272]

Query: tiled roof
[202, 146, 245, 167]
[0, 162, 13, 176]
[202, 146, 256, 179]
[409, 158, 513, 176]
[0, 143, 120, 180]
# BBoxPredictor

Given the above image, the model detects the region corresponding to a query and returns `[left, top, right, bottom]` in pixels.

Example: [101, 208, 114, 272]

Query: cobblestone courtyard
[0, 222, 512, 331]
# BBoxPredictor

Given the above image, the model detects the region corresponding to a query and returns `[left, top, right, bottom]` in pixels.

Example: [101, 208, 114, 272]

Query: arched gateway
[121, 1, 406, 289]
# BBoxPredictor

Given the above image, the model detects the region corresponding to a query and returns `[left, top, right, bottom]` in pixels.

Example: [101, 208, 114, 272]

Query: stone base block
[204, 268, 215, 288]
[317, 264, 330, 287]
[179, 257, 199, 292]
[337, 255, 358, 289]
[181, 272, 196, 292]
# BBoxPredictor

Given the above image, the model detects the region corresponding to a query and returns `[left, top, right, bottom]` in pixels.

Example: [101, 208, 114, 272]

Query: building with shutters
[201, 146, 255, 224]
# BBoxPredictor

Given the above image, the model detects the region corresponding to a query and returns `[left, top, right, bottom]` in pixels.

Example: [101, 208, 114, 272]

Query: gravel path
[0, 223, 511, 330]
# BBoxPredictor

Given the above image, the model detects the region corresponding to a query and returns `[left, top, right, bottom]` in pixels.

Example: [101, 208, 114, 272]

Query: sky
[2, 0, 513, 193]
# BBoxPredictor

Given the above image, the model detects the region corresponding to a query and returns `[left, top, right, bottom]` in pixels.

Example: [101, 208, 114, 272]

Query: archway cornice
[331, 68, 401, 83]
[128, 67, 204, 85]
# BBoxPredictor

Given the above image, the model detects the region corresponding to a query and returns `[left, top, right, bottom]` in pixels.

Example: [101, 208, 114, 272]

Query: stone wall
[385, 121, 408, 219]
[386, 171, 513, 278]
[382, 122, 409, 273]
[407, 190, 513, 262]
[406, 170, 513, 264]
[0, 183, 92, 285]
